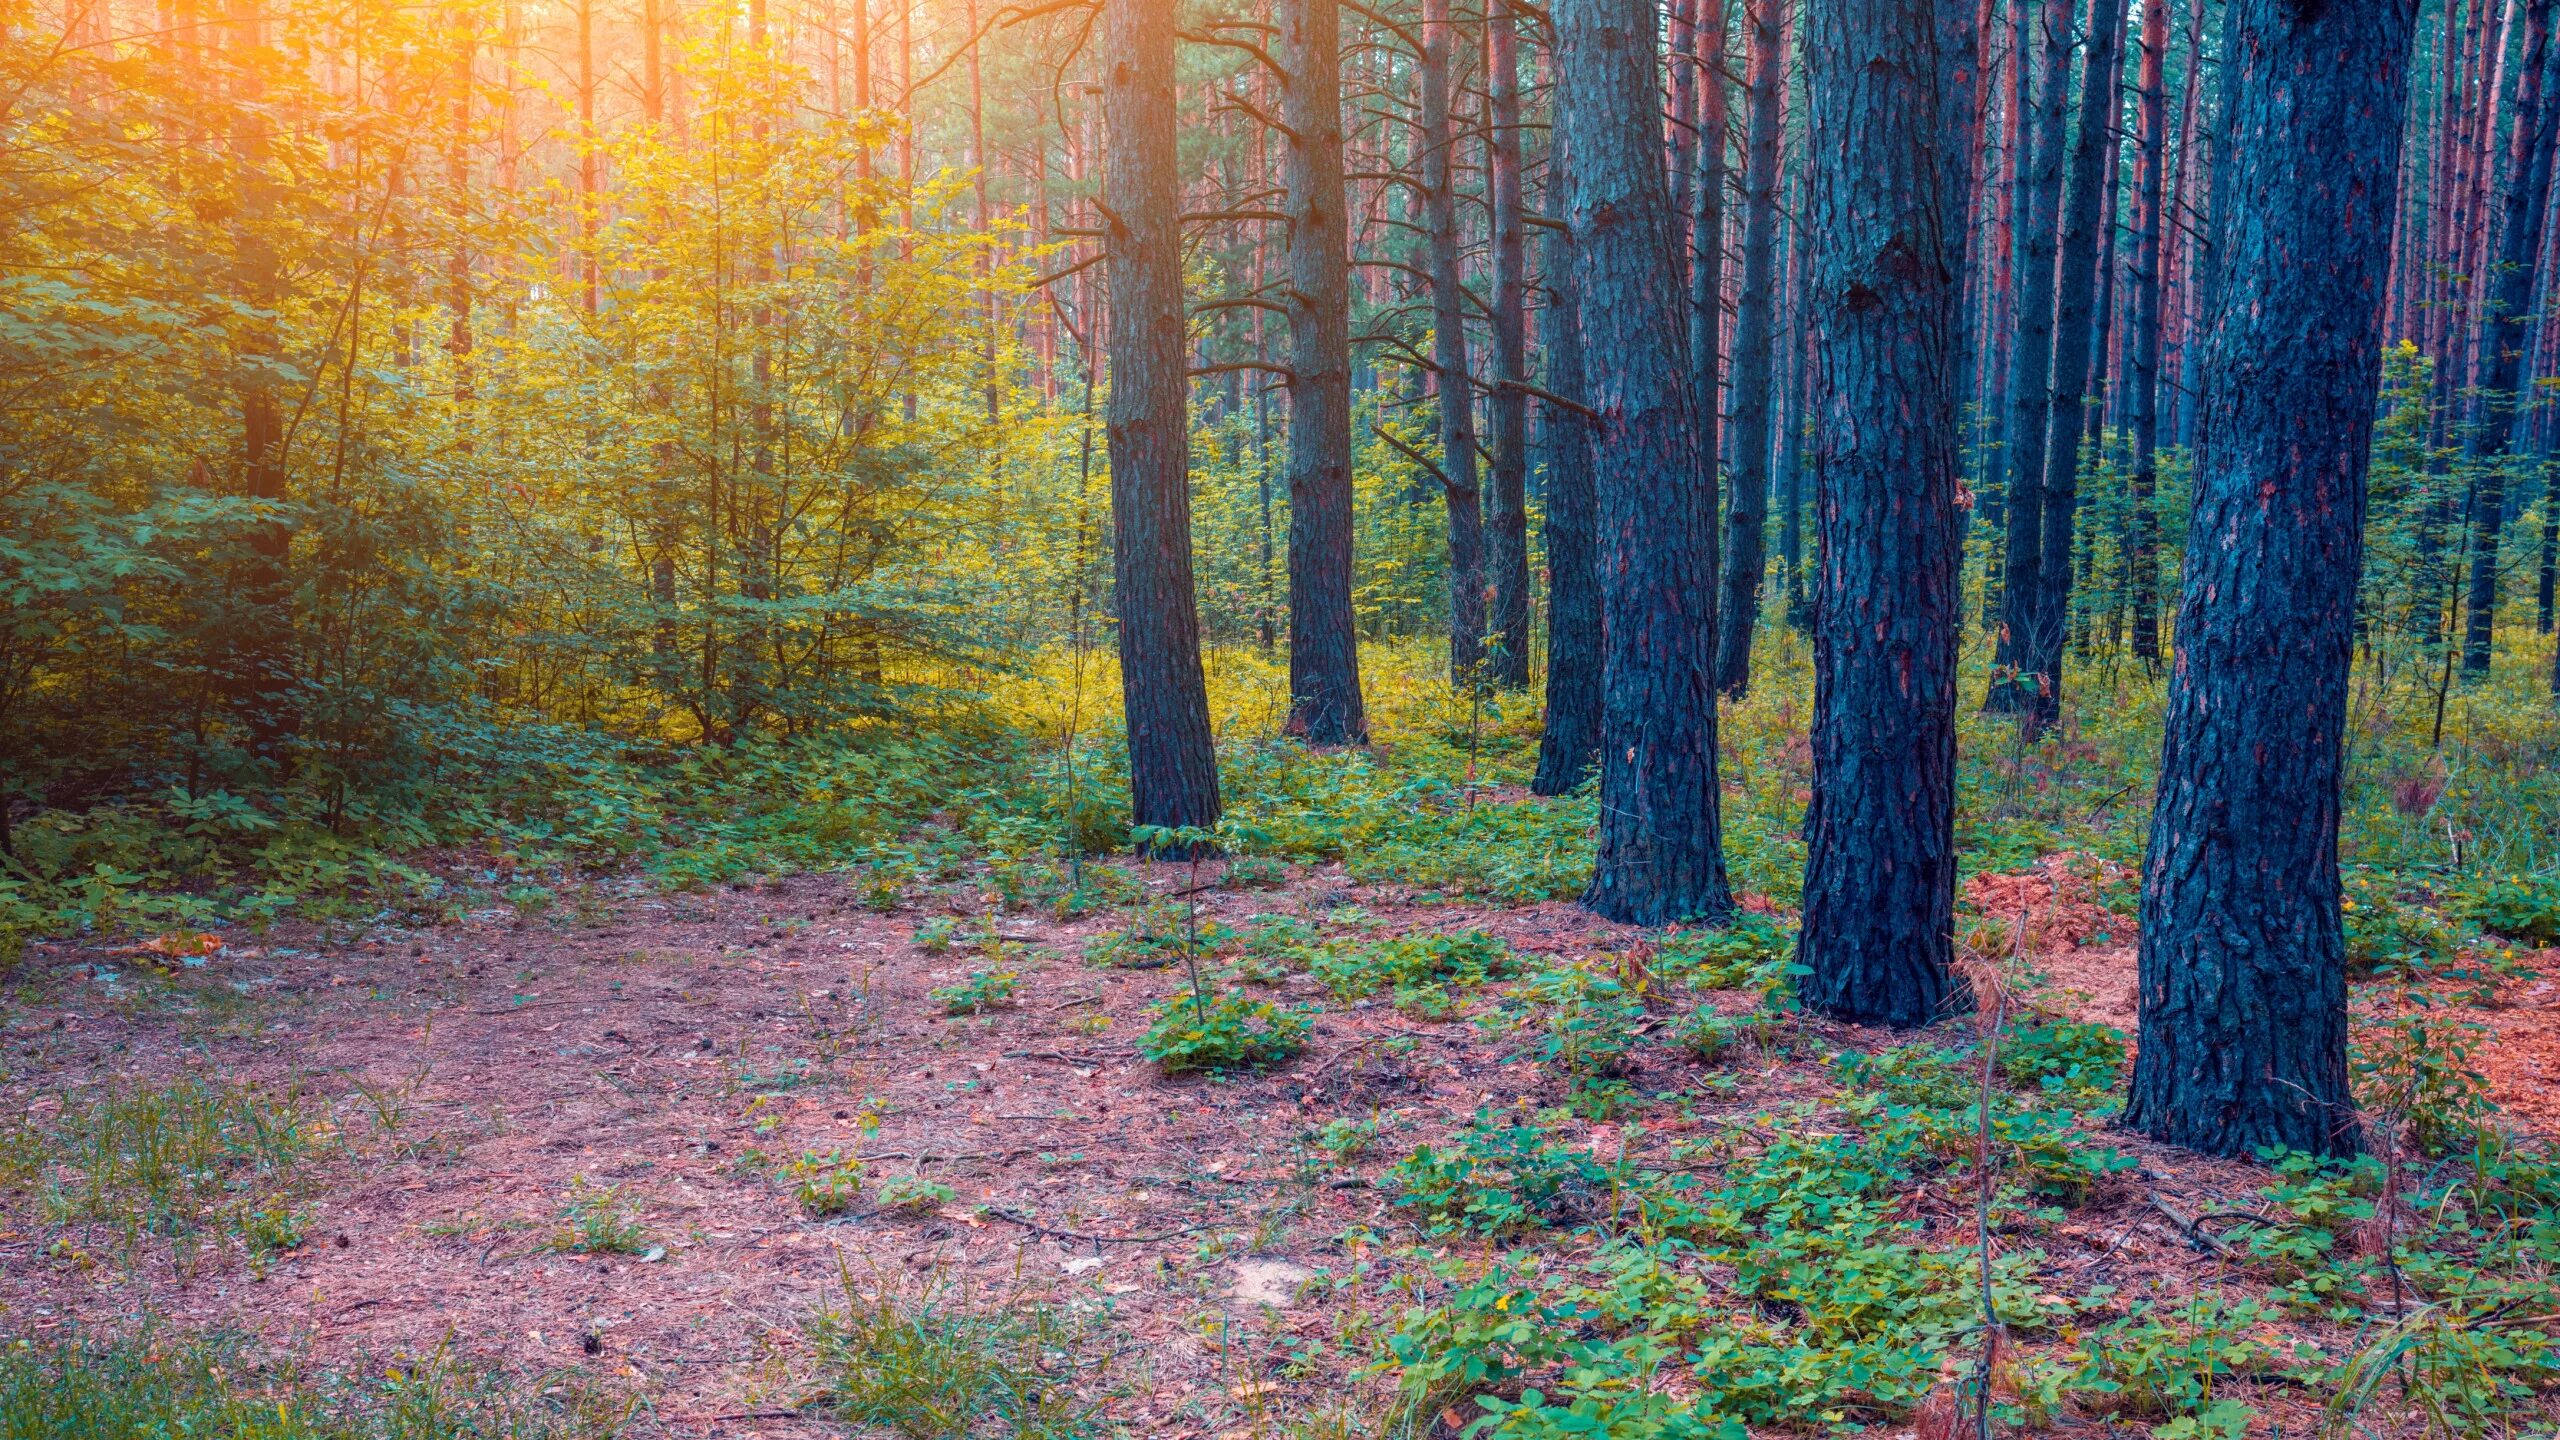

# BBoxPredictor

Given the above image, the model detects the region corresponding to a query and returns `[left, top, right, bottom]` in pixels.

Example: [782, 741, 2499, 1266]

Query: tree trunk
[1532, 139, 1604, 795]
[1711, 0, 1789, 696]
[1422, 0, 1486, 681]
[1102, 0, 1223, 840]
[1557, 0, 1735, 924]
[1796, 0, 1969, 1028]
[2025, 0, 2126, 724]
[2126, 0, 2166, 664]
[2462, 0, 2560, 673]
[1485, 7, 1534, 685]
[1991, 0, 2072, 710]
[2126, 0, 2416, 1160]
[229, 0, 293, 760]
[1283, 0, 1370, 743]
[1690, 0, 1731, 489]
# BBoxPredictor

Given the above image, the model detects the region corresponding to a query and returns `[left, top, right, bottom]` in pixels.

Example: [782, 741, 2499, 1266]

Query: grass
[805, 1259, 1122, 1439]
[0, 1329, 633, 1439]
[0, 1075, 326, 1272]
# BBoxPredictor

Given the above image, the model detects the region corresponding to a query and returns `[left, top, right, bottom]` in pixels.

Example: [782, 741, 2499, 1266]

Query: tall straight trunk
[1532, 140, 1604, 794]
[2126, 0, 2167, 664]
[229, 0, 293, 758]
[2025, 0, 2126, 723]
[1668, 0, 1702, 228]
[1422, 0, 1486, 680]
[1779, 182, 1814, 628]
[1711, 0, 1790, 696]
[1991, 0, 2073, 707]
[1485, 9, 1534, 685]
[1983, 0, 2032, 623]
[2463, 0, 2560, 672]
[2127, 0, 2416, 1160]
[2541, 454, 2559, 633]
[1282, 0, 1369, 742]
[1798, 0, 1969, 1027]
[577, 0, 599, 315]
[1557, 0, 1735, 924]
[1689, 0, 1731, 492]
[1102, 0, 1222, 839]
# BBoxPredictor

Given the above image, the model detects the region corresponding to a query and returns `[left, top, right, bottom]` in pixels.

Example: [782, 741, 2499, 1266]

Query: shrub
[1998, 1018, 2127, 1094]
[1136, 989, 1311, 1073]
[551, 1177, 650, 1253]
[1388, 1110, 1619, 1235]
[2453, 873, 2560, 947]
[930, 970, 1021, 1015]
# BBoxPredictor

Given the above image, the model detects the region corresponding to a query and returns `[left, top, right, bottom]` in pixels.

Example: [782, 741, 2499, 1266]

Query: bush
[1387, 1110, 1620, 1235]
[2453, 873, 2560, 947]
[1998, 1018, 2127, 1094]
[1136, 989, 1311, 1073]
[784, 1151, 863, 1217]
[930, 970, 1021, 1015]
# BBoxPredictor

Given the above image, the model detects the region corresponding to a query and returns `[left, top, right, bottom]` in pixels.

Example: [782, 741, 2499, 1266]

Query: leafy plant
[806, 1262, 1118, 1439]
[551, 1177, 650, 1254]
[1388, 1109, 1620, 1236]
[785, 1150, 865, 1217]
[2452, 872, 2560, 946]
[1998, 1018, 2127, 1094]
[1136, 989, 1310, 1073]
[874, 1175, 957, 1216]
[930, 969, 1022, 1015]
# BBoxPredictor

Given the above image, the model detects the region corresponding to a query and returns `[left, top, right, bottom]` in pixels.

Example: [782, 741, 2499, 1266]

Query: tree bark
[1485, 7, 1534, 686]
[1103, 0, 1223, 840]
[2462, 0, 2560, 673]
[228, 0, 294, 761]
[1711, 0, 1790, 696]
[1990, 0, 2072, 710]
[1421, 0, 1486, 681]
[2126, 0, 2416, 1160]
[1796, 0, 1969, 1028]
[2126, 0, 2166, 665]
[1532, 138, 1604, 795]
[1558, 0, 1735, 924]
[1689, 0, 1731, 484]
[1283, 0, 1371, 743]
[2025, 0, 2126, 722]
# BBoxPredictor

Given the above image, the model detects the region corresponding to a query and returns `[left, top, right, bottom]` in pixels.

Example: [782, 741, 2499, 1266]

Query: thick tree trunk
[2126, 0, 2166, 664]
[1711, 0, 1789, 697]
[2025, 0, 2126, 723]
[231, 0, 293, 762]
[1283, 0, 1370, 743]
[1485, 8, 1534, 686]
[2463, 0, 2560, 673]
[1991, 0, 2072, 709]
[1532, 141, 1604, 795]
[1558, 0, 1735, 924]
[1779, 198, 1814, 629]
[1102, 0, 1222, 840]
[2126, 0, 2415, 1160]
[1798, 0, 1968, 1028]
[1422, 0, 1486, 681]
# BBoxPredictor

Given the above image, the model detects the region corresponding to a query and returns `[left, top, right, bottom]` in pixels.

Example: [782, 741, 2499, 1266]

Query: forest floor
[3, 841, 2557, 1439]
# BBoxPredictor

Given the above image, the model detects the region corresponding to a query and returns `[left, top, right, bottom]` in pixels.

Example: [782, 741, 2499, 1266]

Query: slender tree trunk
[2025, 0, 2126, 724]
[1798, 0, 1969, 1027]
[1991, 0, 2072, 709]
[1283, 0, 1369, 742]
[2127, 0, 2416, 1160]
[2463, 0, 2560, 672]
[1532, 139, 1604, 794]
[1422, 0, 1486, 680]
[1485, 8, 1534, 685]
[1711, 0, 1789, 696]
[1102, 0, 1223, 840]
[229, 0, 294, 760]
[1558, 0, 1735, 923]
[2127, 0, 2166, 664]
[1690, 0, 1731, 486]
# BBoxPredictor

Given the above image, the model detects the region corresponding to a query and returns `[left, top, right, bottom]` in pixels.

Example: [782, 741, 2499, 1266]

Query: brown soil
[1, 854, 2553, 1438]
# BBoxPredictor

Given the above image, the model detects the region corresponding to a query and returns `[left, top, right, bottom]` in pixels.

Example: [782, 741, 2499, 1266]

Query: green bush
[930, 970, 1021, 1015]
[2453, 872, 2560, 947]
[1387, 1110, 1620, 1236]
[1998, 1018, 2127, 1094]
[1136, 989, 1311, 1073]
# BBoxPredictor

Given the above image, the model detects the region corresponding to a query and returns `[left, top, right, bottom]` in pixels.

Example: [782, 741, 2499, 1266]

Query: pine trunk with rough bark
[1558, 0, 1734, 923]
[2462, 0, 2559, 673]
[1283, 0, 1370, 742]
[1991, 0, 2071, 709]
[1422, 0, 1486, 681]
[2025, 0, 2125, 724]
[1712, 0, 1790, 697]
[2126, 0, 2416, 1159]
[1485, 8, 1534, 686]
[2126, 0, 2166, 664]
[1103, 0, 1223, 841]
[1532, 141, 1604, 795]
[1798, 0, 1970, 1028]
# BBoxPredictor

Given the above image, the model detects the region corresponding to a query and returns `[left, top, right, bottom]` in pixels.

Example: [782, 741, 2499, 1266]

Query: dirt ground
[2, 853, 2555, 1438]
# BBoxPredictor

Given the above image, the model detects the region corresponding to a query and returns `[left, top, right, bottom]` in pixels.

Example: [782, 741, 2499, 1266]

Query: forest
[5, 0, 2560, 1430]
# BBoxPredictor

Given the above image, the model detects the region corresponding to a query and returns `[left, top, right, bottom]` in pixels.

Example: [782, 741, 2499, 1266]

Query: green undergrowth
[0, 1330, 633, 1439]
[0, 1075, 330, 1275]
[805, 1262, 1124, 1439]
